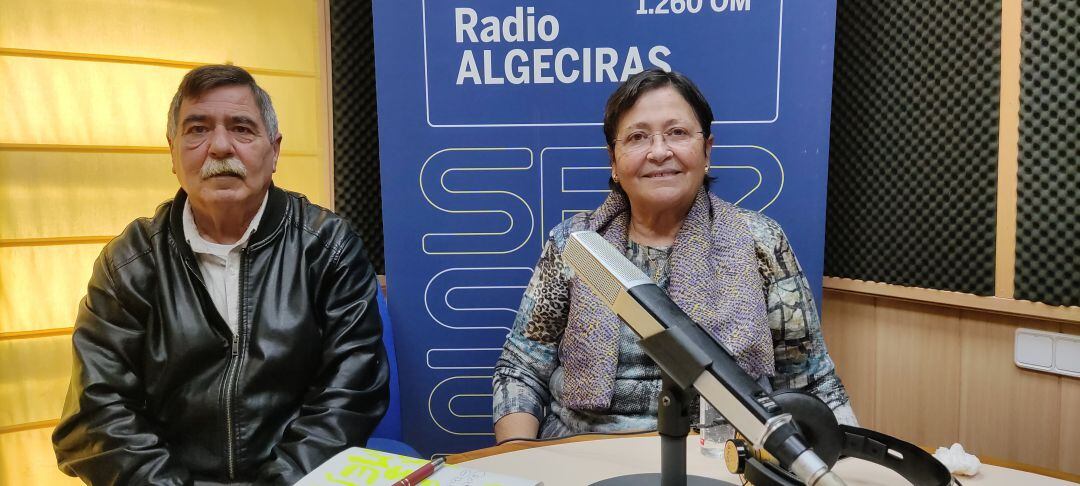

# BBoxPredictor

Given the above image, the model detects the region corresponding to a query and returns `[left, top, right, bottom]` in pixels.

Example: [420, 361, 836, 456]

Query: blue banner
[372, 0, 837, 456]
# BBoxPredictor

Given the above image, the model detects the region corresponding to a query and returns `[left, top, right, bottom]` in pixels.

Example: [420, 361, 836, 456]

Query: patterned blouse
[492, 208, 857, 438]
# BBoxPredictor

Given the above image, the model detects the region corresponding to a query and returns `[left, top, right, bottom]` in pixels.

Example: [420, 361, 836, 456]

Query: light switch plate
[1057, 338, 1080, 374]
[1015, 328, 1080, 378]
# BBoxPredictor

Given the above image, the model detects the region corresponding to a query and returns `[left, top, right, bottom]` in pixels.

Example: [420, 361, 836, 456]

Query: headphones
[722, 390, 959, 486]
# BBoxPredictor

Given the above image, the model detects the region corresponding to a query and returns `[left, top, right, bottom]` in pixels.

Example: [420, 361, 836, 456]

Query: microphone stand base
[590, 372, 738, 486]
[590, 474, 735, 485]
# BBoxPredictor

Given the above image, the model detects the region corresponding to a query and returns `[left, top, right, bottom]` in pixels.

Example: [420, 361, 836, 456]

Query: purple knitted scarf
[559, 188, 773, 411]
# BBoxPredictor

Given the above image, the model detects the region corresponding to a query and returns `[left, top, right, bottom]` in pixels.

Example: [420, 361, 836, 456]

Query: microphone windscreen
[565, 231, 652, 306]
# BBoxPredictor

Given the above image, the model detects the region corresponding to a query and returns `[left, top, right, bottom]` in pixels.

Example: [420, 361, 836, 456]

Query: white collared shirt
[182, 193, 268, 335]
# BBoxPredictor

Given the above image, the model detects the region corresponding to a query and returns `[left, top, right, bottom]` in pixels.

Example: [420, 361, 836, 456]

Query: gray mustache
[200, 158, 247, 179]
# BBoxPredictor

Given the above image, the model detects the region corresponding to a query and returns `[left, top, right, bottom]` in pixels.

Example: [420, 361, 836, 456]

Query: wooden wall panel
[820, 290, 1080, 476]
[873, 299, 962, 447]
[0, 0, 320, 74]
[0, 335, 72, 428]
[0, 244, 101, 332]
[0, 427, 80, 485]
[1060, 325, 1080, 475]
[958, 311, 1061, 470]
[820, 289, 877, 427]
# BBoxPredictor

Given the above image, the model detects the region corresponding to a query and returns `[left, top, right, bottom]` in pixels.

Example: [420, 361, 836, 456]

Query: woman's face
[610, 85, 712, 214]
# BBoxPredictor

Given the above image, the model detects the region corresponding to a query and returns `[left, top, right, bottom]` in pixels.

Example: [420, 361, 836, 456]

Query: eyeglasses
[615, 127, 704, 154]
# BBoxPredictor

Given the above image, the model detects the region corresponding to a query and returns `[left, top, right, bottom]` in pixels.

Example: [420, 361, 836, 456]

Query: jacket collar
[169, 184, 288, 261]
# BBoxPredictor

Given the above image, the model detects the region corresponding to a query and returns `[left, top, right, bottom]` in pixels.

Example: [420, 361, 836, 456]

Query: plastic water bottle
[699, 396, 734, 458]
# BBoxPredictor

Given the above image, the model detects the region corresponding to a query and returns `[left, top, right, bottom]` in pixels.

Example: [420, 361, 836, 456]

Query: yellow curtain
[0, 1, 332, 483]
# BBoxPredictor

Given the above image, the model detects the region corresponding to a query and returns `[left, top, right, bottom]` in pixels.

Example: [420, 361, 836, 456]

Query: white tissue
[933, 443, 981, 476]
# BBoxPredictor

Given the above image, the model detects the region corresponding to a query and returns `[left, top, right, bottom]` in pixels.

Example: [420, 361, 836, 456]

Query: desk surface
[451, 434, 1075, 485]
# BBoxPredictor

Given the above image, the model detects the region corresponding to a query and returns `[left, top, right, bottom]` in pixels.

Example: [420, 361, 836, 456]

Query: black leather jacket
[53, 186, 389, 485]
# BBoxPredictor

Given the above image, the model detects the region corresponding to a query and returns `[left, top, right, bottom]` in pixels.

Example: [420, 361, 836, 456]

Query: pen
[391, 456, 446, 486]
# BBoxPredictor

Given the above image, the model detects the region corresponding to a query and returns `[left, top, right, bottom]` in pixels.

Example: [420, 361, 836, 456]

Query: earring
[612, 173, 619, 183]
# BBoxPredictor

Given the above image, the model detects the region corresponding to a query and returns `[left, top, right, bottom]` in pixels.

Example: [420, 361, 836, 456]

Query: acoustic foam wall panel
[330, 0, 385, 274]
[824, 0, 1001, 295]
[1014, 0, 1079, 306]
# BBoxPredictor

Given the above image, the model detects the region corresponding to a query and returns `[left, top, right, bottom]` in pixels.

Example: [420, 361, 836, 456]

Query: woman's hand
[493, 412, 540, 443]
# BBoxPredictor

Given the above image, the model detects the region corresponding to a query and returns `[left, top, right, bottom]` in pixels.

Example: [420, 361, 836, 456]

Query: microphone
[564, 231, 844, 486]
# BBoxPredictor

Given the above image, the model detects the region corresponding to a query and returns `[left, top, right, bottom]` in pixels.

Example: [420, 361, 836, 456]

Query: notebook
[295, 447, 543, 486]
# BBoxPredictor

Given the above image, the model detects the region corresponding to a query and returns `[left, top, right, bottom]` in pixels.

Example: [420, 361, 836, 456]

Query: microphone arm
[564, 231, 844, 486]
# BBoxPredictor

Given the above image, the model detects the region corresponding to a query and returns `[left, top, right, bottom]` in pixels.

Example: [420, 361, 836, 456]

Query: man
[53, 64, 389, 485]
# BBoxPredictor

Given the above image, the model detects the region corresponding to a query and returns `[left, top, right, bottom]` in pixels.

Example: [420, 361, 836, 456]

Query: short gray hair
[166, 64, 278, 139]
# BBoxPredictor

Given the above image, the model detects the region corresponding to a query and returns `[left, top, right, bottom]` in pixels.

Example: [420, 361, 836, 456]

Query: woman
[492, 69, 857, 441]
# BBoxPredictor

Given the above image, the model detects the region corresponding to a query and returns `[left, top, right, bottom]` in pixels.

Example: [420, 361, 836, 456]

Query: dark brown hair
[167, 64, 278, 139]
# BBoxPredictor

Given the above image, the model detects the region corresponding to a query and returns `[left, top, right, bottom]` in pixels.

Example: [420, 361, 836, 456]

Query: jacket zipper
[223, 337, 238, 479]
[223, 248, 249, 479]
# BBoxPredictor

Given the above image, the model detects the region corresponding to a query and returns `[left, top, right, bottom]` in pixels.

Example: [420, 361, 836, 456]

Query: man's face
[169, 85, 281, 212]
